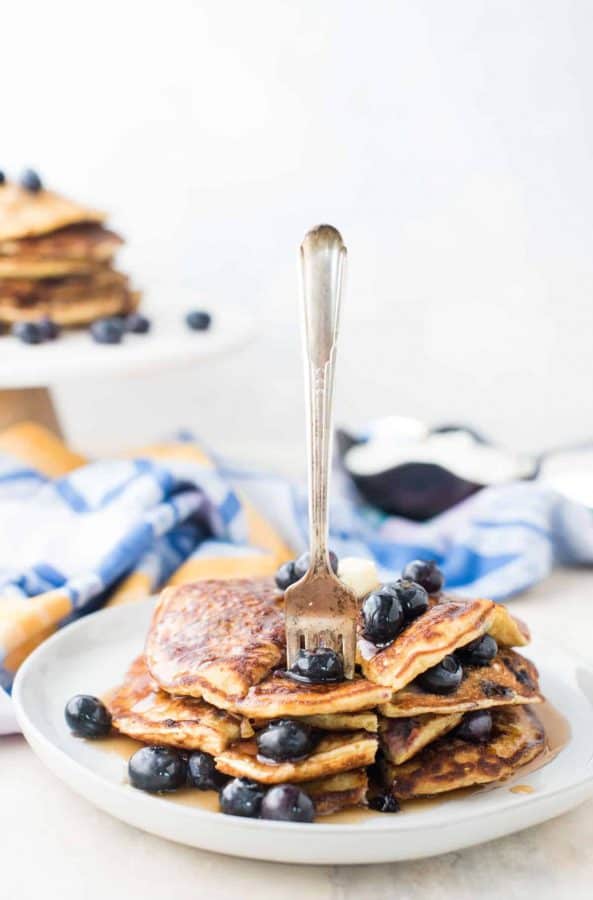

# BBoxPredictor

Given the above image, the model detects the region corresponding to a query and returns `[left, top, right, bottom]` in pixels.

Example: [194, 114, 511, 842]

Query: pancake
[0, 184, 105, 241]
[105, 656, 251, 755]
[205, 671, 391, 719]
[215, 731, 378, 784]
[382, 706, 546, 799]
[303, 769, 368, 816]
[146, 578, 285, 702]
[379, 712, 464, 765]
[488, 604, 530, 647]
[0, 287, 138, 326]
[379, 649, 542, 717]
[358, 597, 496, 690]
[300, 712, 378, 733]
[0, 266, 139, 325]
[0, 222, 122, 261]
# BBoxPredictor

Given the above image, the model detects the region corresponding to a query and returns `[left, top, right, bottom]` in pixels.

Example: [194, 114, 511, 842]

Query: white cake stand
[0, 300, 256, 436]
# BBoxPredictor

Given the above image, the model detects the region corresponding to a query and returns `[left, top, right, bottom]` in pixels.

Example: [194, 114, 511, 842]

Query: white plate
[13, 600, 593, 865]
[0, 300, 255, 387]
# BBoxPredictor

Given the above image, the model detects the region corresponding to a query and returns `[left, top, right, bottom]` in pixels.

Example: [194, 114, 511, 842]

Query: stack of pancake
[106, 572, 546, 817]
[0, 182, 139, 326]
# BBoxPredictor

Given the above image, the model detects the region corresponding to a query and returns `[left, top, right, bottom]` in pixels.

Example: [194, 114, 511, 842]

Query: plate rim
[12, 600, 593, 837]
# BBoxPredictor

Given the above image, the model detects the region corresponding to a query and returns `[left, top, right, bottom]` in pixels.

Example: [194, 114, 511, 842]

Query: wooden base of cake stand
[0, 387, 62, 436]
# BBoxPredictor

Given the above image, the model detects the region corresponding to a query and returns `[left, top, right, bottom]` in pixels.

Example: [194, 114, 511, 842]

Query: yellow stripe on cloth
[107, 571, 154, 607]
[167, 552, 279, 586]
[0, 589, 72, 672]
[0, 422, 86, 476]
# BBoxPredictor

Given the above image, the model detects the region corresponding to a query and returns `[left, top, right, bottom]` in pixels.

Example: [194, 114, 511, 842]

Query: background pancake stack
[0, 181, 139, 327]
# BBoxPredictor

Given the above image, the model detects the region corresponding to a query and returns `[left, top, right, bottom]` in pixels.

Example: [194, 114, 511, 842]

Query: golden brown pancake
[379, 712, 464, 765]
[382, 706, 546, 799]
[358, 597, 496, 690]
[0, 268, 138, 325]
[105, 656, 251, 755]
[0, 223, 123, 278]
[204, 671, 391, 719]
[0, 222, 122, 260]
[304, 769, 368, 816]
[489, 604, 530, 647]
[300, 712, 378, 733]
[379, 649, 542, 717]
[146, 578, 285, 702]
[0, 184, 104, 241]
[215, 731, 378, 784]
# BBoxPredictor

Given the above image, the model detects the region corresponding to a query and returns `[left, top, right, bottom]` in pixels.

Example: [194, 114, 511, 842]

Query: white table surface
[2, 568, 593, 900]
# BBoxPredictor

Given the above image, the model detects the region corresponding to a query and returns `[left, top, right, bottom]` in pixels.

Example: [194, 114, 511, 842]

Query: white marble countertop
[2, 568, 593, 900]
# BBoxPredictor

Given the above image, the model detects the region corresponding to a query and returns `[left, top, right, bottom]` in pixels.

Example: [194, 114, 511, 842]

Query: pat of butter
[338, 557, 380, 600]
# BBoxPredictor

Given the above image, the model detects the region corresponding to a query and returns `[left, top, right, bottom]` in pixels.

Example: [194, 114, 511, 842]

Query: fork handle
[300, 225, 347, 575]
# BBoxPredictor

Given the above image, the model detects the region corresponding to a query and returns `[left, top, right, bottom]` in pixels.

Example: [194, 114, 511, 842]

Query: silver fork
[285, 224, 358, 679]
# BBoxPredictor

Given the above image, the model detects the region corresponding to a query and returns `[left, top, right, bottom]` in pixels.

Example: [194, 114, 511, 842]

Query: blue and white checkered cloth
[1, 429, 593, 733]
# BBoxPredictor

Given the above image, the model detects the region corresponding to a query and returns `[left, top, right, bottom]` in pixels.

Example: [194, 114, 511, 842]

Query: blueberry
[368, 793, 400, 813]
[417, 655, 463, 694]
[220, 777, 265, 818]
[289, 647, 344, 683]
[456, 710, 493, 743]
[402, 560, 444, 595]
[128, 745, 187, 793]
[186, 310, 212, 331]
[12, 321, 44, 344]
[186, 751, 227, 790]
[64, 694, 112, 738]
[125, 313, 151, 334]
[0, 171, 5, 185]
[37, 317, 60, 341]
[90, 317, 125, 344]
[20, 168, 43, 192]
[361, 588, 405, 646]
[256, 719, 318, 762]
[261, 784, 315, 822]
[293, 550, 338, 580]
[275, 560, 298, 591]
[457, 635, 498, 667]
[387, 578, 429, 623]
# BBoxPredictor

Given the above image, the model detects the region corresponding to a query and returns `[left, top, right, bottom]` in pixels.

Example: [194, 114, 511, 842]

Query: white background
[2, 0, 593, 474]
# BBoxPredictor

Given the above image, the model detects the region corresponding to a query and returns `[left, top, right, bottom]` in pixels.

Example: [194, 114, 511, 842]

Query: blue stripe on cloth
[54, 477, 89, 513]
[217, 490, 241, 526]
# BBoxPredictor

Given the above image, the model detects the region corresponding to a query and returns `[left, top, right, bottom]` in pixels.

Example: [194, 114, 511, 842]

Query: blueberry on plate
[37, 317, 60, 341]
[361, 587, 405, 646]
[261, 784, 315, 822]
[20, 168, 43, 192]
[64, 694, 112, 738]
[289, 647, 344, 683]
[402, 560, 444, 595]
[186, 310, 212, 331]
[417, 655, 463, 694]
[90, 317, 125, 344]
[12, 321, 44, 344]
[187, 750, 227, 790]
[293, 550, 338, 580]
[220, 777, 265, 818]
[256, 719, 318, 763]
[125, 312, 151, 334]
[368, 793, 400, 813]
[456, 634, 498, 667]
[128, 745, 187, 793]
[388, 578, 429, 623]
[456, 709, 493, 743]
[275, 560, 298, 591]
